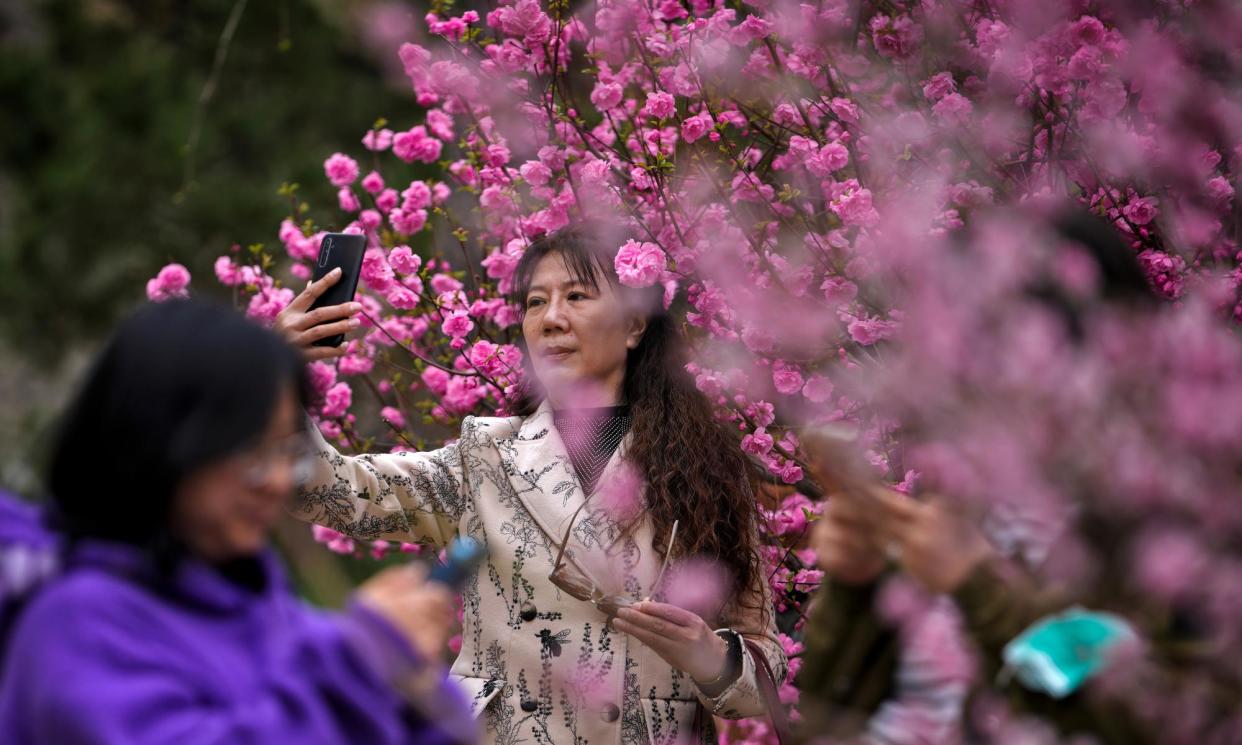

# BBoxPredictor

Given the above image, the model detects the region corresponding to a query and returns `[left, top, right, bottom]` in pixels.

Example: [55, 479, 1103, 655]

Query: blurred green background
[0, 0, 429, 603]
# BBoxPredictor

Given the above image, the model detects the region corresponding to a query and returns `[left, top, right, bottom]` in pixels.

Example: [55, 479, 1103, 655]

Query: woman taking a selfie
[281, 223, 786, 745]
[0, 300, 472, 745]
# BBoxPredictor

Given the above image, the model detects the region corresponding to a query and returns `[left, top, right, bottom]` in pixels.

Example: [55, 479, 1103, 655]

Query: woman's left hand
[612, 601, 729, 684]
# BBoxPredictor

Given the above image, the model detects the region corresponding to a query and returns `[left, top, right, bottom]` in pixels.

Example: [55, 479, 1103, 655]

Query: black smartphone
[308, 232, 367, 347]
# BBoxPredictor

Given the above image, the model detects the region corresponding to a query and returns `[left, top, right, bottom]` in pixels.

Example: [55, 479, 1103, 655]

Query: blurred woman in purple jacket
[0, 299, 474, 745]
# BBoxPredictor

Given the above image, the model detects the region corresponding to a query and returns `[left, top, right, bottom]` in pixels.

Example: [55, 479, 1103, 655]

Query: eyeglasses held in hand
[547, 498, 678, 621]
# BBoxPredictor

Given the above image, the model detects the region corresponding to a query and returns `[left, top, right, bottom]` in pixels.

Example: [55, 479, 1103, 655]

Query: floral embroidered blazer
[292, 401, 787, 745]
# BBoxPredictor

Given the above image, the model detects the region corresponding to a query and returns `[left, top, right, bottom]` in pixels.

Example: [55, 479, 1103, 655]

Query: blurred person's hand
[273, 268, 362, 360]
[872, 490, 994, 594]
[356, 563, 456, 661]
[810, 493, 888, 585]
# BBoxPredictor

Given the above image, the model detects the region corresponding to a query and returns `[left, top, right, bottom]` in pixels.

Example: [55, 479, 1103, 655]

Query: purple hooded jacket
[0, 496, 474, 745]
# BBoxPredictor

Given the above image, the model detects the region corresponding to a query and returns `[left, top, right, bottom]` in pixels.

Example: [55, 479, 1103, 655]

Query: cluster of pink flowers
[136, 0, 1242, 740]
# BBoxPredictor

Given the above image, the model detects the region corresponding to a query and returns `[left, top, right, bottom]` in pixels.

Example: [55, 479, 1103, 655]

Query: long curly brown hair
[510, 223, 763, 618]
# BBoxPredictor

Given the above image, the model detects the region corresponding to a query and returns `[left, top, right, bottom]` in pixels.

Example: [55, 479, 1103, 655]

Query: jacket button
[520, 604, 537, 622]
[521, 699, 539, 713]
[601, 703, 621, 722]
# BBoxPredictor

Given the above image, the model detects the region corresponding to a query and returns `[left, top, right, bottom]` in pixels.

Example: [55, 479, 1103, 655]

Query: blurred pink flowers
[145, 264, 191, 302]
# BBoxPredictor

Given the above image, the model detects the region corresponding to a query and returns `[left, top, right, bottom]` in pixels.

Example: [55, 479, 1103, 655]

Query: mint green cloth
[1001, 606, 1137, 698]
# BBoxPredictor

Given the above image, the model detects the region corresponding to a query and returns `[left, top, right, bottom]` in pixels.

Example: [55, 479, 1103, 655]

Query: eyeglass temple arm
[650, 519, 678, 595]
[552, 498, 594, 570]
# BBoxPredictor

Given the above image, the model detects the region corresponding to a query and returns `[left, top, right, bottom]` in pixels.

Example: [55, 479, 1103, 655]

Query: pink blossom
[321, 382, 353, 419]
[376, 188, 399, 213]
[312, 525, 356, 555]
[431, 273, 464, 295]
[442, 311, 474, 338]
[307, 361, 336, 396]
[380, 406, 406, 430]
[820, 276, 858, 306]
[337, 187, 360, 212]
[520, 160, 552, 186]
[589, 81, 623, 111]
[847, 316, 898, 346]
[482, 246, 521, 281]
[660, 558, 729, 619]
[644, 91, 676, 120]
[932, 92, 973, 122]
[772, 362, 804, 395]
[614, 240, 666, 288]
[146, 263, 191, 302]
[680, 111, 713, 143]
[387, 286, 419, 309]
[1070, 15, 1107, 46]
[442, 374, 488, 412]
[778, 461, 804, 484]
[388, 245, 422, 275]
[594, 462, 644, 522]
[362, 128, 393, 151]
[1123, 196, 1159, 226]
[870, 14, 921, 59]
[392, 127, 442, 164]
[1134, 528, 1209, 602]
[830, 186, 879, 227]
[741, 427, 775, 456]
[361, 171, 385, 194]
[734, 14, 773, 42]
[922, 72, 956, 101]
[489, 0, 552, 43]
[802, 374, 834, 403]
[338, 354, 373, 376]
[324, 153, 360, 187]
[422, 366, 450, 396]
[242, 285, 294, 322]
[807, 141, 849, 176]
[390, 208, 428, 235]
[360, 249, 395, 292]
[214, 256, 241, 287]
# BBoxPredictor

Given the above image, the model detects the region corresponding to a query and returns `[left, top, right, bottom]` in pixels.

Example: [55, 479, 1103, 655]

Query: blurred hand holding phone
[802, 424, 886, 504]
[801, 424, 897, 584]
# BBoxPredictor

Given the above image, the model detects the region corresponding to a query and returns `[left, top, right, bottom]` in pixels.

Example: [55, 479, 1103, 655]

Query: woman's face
[522, 253, 647, 408]
[171, 385, 307, 561]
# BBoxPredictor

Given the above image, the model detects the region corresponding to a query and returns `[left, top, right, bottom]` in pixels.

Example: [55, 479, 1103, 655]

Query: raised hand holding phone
[274, 233, 367, 360]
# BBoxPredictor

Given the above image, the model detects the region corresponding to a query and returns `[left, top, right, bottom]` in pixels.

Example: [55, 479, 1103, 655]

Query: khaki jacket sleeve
[288, 415, 472, 548]
[795, 579, 901, 739]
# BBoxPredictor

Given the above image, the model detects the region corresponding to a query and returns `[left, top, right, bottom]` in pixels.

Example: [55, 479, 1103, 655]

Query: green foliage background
[0, 0, 421, 365]
[0, 0, 426, 603]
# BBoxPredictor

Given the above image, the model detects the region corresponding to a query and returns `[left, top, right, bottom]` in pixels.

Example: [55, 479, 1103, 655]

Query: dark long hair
[46, 299, 312, 550]
[510, 224, 763, 615]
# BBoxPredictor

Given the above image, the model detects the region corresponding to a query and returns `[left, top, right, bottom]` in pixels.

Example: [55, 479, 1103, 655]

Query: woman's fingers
[614, 607, 678, 638]
[302, 344, 350, 361]
[611, 617, 667, 650]
[289, 301, 362, 333]
[870, 487, 922, 527]
[629, 600, 701, 628]
[294, 317, 359, 346]
[287, 268, 343, 315]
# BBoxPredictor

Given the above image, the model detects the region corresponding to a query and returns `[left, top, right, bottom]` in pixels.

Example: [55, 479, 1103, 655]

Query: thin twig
[181, 0, 249, 193]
